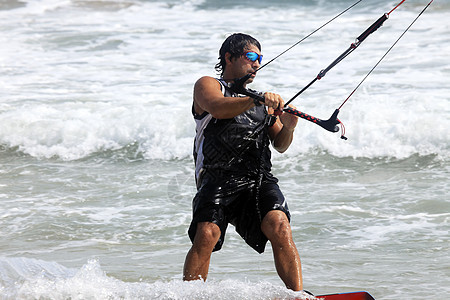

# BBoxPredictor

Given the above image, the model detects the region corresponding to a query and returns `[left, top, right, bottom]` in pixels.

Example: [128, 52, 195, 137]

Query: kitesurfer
[183, 33, 302, 291]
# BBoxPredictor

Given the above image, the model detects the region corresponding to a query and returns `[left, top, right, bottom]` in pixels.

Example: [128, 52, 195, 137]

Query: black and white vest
[192, 79, 274, 188]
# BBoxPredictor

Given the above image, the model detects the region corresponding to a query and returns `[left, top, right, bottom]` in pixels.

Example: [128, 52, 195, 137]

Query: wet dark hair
[215, 33, 261, 77]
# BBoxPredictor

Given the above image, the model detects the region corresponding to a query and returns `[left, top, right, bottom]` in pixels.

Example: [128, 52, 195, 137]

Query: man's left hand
[279, 105, 298, 131]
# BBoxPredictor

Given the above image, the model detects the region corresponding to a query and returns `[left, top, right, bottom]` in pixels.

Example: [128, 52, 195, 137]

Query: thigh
[188, 182, 241, 252]
[258, 181, 291, 222]
[188, 198, 229, 252]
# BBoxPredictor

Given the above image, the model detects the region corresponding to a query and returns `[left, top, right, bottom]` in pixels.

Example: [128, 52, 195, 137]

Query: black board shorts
[188, 176, 291, 254]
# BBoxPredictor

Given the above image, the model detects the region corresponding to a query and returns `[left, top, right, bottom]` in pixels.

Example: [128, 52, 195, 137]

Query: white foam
[0, 0, 448, 160]
[0, 257, 313, 300]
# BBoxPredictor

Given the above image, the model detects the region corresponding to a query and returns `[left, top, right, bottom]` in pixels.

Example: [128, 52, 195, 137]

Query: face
[225, 44, 261, 85]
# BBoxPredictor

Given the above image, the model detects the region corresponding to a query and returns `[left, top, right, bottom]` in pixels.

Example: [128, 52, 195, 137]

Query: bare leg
[183, 222, 221, 281]
[261, 210, 303, 291]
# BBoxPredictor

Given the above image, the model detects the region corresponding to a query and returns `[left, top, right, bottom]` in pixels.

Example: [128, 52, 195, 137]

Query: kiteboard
[314, 291, 375, 300]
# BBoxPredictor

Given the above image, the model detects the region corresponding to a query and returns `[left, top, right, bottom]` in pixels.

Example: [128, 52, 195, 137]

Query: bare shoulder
[193, 76, 223, 102]
[193, 76, 223, 116]
[194, 76, 220, 91]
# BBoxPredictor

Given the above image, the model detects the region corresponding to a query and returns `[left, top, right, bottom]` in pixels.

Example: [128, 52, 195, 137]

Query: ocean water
[0, 0, 449, 299]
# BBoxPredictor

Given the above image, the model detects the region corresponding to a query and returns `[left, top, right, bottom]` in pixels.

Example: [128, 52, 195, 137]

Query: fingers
[280, 104, 299, 130]
[263, 92, 284, 110]
[286, 104, 297, 110]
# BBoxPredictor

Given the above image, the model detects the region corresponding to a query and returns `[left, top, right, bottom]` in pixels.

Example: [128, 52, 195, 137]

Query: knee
[193, 222, 221, 250]
[262, 211, 292, 242]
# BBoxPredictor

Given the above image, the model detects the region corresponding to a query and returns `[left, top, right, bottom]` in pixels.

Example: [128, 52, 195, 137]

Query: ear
[225, 52, 233, 65]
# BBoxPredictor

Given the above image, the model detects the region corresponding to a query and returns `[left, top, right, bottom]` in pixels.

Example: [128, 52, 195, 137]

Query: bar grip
[356, 14, 388, 44]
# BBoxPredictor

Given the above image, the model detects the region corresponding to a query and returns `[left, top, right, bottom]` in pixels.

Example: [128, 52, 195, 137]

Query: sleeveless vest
[192, 79, 274, 188]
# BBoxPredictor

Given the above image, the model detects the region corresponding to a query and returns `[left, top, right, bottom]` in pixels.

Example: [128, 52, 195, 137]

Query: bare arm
[193, 76, 255, 119]
[268, 105, 299, 153]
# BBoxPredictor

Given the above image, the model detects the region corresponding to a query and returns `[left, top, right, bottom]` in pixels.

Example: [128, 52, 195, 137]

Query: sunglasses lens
[246, 52, 257, 61]
[245, 52, 262, 63]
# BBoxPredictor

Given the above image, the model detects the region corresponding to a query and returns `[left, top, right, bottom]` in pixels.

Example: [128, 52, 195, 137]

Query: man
[183, 33, 303, 291]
